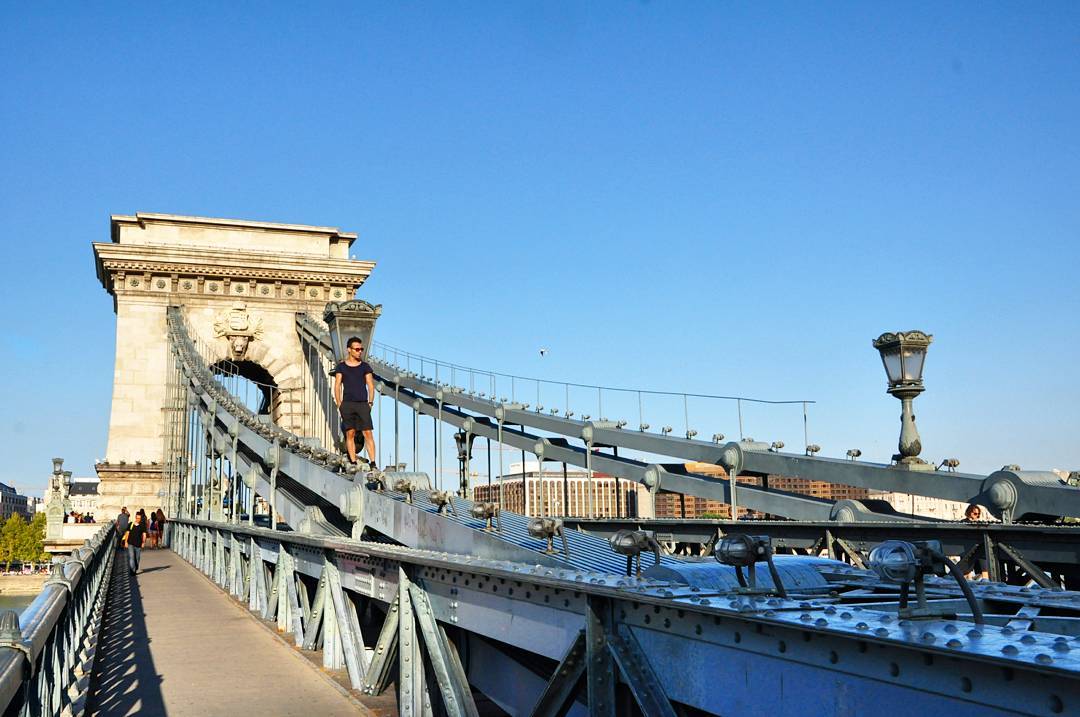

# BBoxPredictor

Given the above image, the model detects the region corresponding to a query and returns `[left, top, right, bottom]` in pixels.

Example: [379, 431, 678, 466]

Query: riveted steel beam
[362, 595, 400, 696]
[995, 542, 1057, 590]
[607, 624, 677, 717]
[408, 579, 480, 717]
[372, 381, 906, 524]
[585, 596, 615, 717]
[361, 351, 1080, 523]
[527, 630, 586, 717]
[398, 568, 432, 717]
[169, 518, 1080, 717]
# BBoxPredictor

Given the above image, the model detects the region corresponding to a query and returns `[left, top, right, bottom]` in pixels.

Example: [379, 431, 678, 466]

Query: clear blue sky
[2, 3, 1078, 496]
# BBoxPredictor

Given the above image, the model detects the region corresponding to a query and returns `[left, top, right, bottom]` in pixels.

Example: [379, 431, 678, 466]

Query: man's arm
[334, 371, 344, 407]
[366, 371, 375, 406]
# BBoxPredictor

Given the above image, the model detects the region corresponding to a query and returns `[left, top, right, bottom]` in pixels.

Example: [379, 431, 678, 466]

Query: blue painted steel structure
[0, 525, 115, 716]
[143, 304, 1080, 716]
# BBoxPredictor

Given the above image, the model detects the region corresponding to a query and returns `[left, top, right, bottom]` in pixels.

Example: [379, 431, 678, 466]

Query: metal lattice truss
[154, 306, 1080, 715]
[170, 520, 1080, 716]
[0, 526, 115, 715]
[327, 321, 1079, 525]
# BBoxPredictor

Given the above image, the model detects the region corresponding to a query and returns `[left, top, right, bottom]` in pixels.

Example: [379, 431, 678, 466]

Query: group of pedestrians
[115, 507, 167, 576]
[64, 511, 96, 523]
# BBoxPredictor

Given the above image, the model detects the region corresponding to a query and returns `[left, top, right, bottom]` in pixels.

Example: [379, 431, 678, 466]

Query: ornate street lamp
[323, 300, 383, 363]
[453, 430, 477, 498]
[873, 331, 933, 470]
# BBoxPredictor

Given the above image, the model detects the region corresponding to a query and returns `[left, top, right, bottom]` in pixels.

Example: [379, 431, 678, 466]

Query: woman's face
[967, 507, 981, 519]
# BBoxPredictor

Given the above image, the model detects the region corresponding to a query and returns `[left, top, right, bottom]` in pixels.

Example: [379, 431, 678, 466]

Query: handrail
[370, 339, 816, 404]
[0, 523, 116, 714]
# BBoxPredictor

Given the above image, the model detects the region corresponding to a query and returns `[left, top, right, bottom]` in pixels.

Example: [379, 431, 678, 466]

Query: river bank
[0, 574, 47, 595]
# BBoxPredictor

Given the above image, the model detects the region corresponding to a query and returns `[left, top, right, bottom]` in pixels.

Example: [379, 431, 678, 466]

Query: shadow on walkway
[85, 550, 167, 716]
[140, 566, 171, 574]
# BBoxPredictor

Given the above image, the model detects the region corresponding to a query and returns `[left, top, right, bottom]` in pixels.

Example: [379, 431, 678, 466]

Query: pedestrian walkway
[86, 547, 368, 717]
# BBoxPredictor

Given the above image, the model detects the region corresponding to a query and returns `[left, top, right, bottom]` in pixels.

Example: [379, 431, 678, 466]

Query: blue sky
[1, 3, 1078, 496]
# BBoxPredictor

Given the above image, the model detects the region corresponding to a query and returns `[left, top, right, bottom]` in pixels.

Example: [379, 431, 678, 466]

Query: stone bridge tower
[92, 213, 373, 518]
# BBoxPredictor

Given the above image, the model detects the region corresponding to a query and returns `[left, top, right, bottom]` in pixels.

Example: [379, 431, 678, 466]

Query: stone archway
[92, 213, 375, 518]
[209, 359, 277, 415]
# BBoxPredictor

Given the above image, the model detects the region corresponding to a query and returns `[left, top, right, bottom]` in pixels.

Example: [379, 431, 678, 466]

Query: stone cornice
[93, 241, 374, 294]
[95, 461, 163, 475]
[111, 213, 357, 244]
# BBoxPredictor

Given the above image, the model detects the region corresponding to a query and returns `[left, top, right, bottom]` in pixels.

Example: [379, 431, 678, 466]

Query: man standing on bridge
[334, 336, 377, 468]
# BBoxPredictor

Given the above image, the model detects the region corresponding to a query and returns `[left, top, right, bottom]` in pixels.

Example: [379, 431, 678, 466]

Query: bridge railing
[369, 339, 816, 447]
[167, 516, 1080, 716]
[0, 523, 115, 716]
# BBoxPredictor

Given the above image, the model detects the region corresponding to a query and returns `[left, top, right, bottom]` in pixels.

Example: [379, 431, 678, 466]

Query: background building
[472, 461, 654, 518]
[40, 477, 101, 519]
[470, 460, 967, 521]
[69, 477, 102, 516]
[0, 483, 31, 520]
[868, 491, 967, 521]
[653, 463, 873, 519]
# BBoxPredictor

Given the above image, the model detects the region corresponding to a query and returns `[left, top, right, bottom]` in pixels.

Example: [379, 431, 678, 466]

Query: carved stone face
[229, 335, 251, 360]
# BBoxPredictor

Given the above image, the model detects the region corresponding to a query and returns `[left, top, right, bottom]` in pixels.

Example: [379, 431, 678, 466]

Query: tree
[0, 515, 27, 571]
[25, 513, 49, 568]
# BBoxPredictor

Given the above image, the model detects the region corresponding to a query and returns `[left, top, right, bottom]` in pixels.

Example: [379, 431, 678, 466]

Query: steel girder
[163, 311, 1080, 713]
[299, 313, 869, 524]
[301, 312, 912, 524]
[355, 350, 1080, 524]
[564, 518, 1080, 588]
[172, 518, 1080, 716]
[171, 308, 609, 570]
[366, 377, 922, 525]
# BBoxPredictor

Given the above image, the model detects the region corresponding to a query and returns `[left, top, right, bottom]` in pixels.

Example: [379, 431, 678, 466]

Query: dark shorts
[340, 401, 373, 432]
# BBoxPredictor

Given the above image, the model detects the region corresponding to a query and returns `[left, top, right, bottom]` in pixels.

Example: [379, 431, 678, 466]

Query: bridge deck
[86, 547, 367, 717]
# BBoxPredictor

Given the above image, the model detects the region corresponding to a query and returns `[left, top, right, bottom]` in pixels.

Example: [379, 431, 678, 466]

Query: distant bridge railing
[294, 313, 1080, 524]
[369, 339, 816, 446]
[0, 523, 115, 715]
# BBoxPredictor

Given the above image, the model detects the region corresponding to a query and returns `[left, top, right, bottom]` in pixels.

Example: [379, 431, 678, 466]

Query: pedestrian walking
[116, 507, 130, 550]
[963, 504, 990, 580]
[154, 508, 167, 548]
[124, 511, 147, 575]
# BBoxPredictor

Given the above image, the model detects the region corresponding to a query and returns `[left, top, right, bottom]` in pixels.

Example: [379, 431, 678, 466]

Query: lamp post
[453, 430, 476, 498]
[873, 331, 933, 470]
[323, 300, 383, 363]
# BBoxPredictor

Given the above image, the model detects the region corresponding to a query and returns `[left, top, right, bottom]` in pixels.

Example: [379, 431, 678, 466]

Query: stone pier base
[95, 462, 165, 521]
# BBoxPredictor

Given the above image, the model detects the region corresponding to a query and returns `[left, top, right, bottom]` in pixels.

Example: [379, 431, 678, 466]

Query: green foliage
[0, 513, 48, 569]
[29, 513, 49, 563]
[0, 514, 25, 570]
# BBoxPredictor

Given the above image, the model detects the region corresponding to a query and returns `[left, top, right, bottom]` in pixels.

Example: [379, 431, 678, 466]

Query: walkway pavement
[86, 547, 368, 717]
